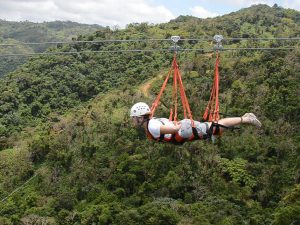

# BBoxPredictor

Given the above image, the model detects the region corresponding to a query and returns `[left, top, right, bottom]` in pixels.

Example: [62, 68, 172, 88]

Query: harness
[147, 40, 238, 143]
[145, 119, 166, 141]
[145, 119, 211, 143]
[208, 122, 240, 137]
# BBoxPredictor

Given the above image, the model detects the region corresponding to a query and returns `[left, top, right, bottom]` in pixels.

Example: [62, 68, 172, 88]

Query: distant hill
[0, 4, 299, 224]
[0, 20, 103, 77]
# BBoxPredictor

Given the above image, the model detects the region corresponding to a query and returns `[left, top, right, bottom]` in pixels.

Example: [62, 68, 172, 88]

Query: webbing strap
[172, 56, 178, 122]
[192, 127, 200, 140]
[177, 68, 195, 126]
[203, 51, 220, 122]
[150, 66, 173, 118]
[172, 54, 195, 126]
[151, 53, 194, 126]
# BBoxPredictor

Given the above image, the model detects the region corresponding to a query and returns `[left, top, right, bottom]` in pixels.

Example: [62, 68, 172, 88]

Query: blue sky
[152, 0, 299, 17]
[0, 0, 299, 27]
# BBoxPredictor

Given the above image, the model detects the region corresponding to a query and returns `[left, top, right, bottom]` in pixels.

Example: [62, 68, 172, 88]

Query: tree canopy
[0, 4, 299, 225]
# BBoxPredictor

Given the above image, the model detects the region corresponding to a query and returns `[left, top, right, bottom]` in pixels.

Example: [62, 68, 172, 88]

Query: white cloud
[283, 0, 300, 10]
[0, 0, 175, 28]
[196, 0, 300, 9]
[190, 6, 219, 18]
[197, 0, 270, 7]
[221, 0, 269, 7]
[1, 0, 298, 28]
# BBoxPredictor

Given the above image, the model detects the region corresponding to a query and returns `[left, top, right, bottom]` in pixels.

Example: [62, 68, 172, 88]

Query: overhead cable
[0, 47, 297, 57]
[0, 39, 171, 46]
[0, 37, 299, 47]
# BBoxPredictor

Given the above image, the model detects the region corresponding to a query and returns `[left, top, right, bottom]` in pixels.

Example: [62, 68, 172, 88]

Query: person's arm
[160, 121, 181, 134]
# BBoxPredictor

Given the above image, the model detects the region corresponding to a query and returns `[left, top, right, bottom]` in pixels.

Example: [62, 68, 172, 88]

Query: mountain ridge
[0, 20, 104, 77]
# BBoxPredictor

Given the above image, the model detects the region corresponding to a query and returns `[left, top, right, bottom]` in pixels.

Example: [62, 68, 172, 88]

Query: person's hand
[173, 121, 181, 131]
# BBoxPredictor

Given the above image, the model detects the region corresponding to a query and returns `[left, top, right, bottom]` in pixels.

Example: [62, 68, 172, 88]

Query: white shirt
[148, 118, 173, 139]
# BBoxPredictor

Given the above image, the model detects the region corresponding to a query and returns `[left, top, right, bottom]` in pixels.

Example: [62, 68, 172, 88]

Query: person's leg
[218, 117, 243, 127]
[218, 113, 262, 130]
[178, 119, 193, 138]
[194, 121, 212, 138]
[179, 119, 212, 139]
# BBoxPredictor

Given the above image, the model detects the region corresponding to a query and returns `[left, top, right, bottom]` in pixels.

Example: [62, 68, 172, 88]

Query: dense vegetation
[0, 20, 103, 77]
[0, 4, 299, 224]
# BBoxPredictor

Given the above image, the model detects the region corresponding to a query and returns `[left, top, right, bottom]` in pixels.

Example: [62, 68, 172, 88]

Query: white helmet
[130, 102, 151, 117]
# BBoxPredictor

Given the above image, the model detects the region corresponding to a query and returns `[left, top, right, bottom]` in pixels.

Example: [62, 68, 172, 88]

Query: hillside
[0, 4, 299, 224]
[0, 20, 103, 77]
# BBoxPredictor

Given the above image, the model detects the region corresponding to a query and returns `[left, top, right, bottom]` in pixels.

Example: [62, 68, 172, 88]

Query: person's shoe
[242, 113, 262, 128]
[243, 113, 257, 119]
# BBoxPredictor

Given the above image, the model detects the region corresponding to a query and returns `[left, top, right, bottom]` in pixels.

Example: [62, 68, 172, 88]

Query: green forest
[0, 20, 103, 77]
[0, 4, 299, 225]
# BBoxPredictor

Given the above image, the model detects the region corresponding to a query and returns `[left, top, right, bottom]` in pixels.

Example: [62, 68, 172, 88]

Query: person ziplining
[130, 103, 261, 142]
[130, 35, 262, 143]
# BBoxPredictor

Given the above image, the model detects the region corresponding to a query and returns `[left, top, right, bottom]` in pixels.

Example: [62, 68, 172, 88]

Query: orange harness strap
[150, 53, 194, 126]
[203, 51, 220, 122]
[171, 56, 178, 121]
[150, 66, 173, 117]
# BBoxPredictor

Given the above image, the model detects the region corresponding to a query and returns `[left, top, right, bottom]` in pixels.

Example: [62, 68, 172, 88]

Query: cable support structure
[0, 37, 299, 47]
[0, 47, 297, 57]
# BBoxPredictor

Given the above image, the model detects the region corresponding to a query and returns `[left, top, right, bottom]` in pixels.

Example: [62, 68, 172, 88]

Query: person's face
[132, 116, 144, 127]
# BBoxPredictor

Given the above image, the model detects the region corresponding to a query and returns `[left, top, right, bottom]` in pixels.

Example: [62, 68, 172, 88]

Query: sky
[0, 0, 299, 28]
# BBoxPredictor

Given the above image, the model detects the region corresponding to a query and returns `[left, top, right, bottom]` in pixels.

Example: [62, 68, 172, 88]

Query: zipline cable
[0, 39, 172, 46]
[0, 37, 299, 47]
[0, 47, 297, 57]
